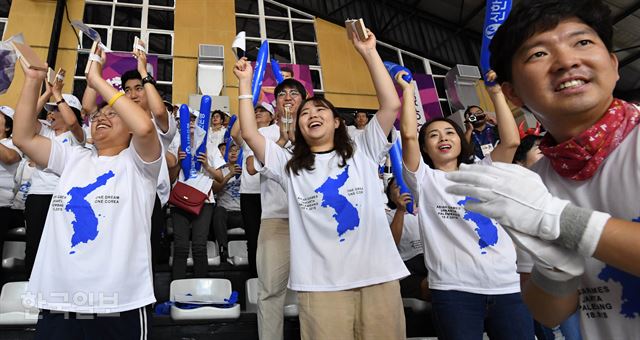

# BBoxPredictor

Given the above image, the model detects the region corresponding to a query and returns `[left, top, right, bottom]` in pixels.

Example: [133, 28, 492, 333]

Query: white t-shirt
[152, 115, 177, 205]
[208, 126, 227, 149]
[256, 124, 289, 219]
[168, 135, 226, 203]
[217, 166, 241, 211]
[386, 208, 423, 261]
[260, 116, 409, 291]
[347, 125, 365, 138]
[403, 156, 520, 295]
[25, 139, 162, 313]
[239, 141, 260, 194]
[531, 125, 640, 340]
[0, 138, 22, 207]
[29, 123, 80, 195]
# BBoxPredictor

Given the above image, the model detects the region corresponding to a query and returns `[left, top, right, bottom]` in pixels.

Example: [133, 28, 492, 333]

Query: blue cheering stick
[271, 58, 285, 84]
[480, 0, 512, 86]
[223, 115, 238, 162]
[251, 40, 269, 107]
[194, 96, 212, 172]
[389, 139, 414, 215]
[384, 61, 413, 83]
[178, 104, 192, 179]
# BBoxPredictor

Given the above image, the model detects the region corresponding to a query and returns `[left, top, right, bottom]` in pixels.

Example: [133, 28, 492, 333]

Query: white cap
[0, 106, 14, 119]
[191, 109, 200, 118]
[44, 94, 82, 112]
[256, 102, 275, 116]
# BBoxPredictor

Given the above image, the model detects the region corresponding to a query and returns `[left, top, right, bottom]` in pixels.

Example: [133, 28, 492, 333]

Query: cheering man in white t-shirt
[447, 1, 640, 339]
[14, 48, 161, 338]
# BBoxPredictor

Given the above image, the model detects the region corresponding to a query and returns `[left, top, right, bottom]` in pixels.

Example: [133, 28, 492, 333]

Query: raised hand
[351, 29, 376, 56]
[177, 150, 187, 161]
[134, 40, 148, 77]
[85, 47, 105, 90]
[484, 70, 503, 95]
[233, 57, 253, 81]
[394, 192, 414, 213]
[19, 58, 46, 81]
[395, 71, 412, 91]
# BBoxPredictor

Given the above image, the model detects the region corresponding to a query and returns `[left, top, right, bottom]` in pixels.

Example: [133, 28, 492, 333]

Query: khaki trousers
[256, 218, 290, 340]
[298, 280, 406, 340]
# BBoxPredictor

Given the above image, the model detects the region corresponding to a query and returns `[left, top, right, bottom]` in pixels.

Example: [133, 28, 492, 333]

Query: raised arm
[485, 72, 519, 162]
[230, 114, 243, 146]
[135, 42, 168, 133]
[87, 49, 160, 162]
[13, 63, 52, 168]
[351, 31, 401, 136]
[396, 72, 421, 172]
[51, 80, 84, 143]
[81, 83, 98, 118]
[235, 58, 267, 164]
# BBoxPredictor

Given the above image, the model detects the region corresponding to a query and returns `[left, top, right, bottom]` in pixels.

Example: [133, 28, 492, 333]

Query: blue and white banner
[480, 0, 512, 85]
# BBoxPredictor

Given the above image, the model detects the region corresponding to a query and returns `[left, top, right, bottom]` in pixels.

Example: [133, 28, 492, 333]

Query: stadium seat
[169, 241, 221, 267]
[245, 278, 299, 317]
[2, 241, 25, 270]
[226, 240, 248, 266]
[402, 298, 431, 313]
[7, 227, 26, 238]
[227, 228, 245, 236]
[0, 282, 39, 325]
[169, 278, 240, 320]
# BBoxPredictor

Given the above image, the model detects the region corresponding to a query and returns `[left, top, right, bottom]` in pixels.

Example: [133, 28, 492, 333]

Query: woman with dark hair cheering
[234, 29, 408, 339]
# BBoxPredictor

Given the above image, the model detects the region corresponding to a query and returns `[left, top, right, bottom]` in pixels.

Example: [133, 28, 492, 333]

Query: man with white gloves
[445, 1, 640, 339]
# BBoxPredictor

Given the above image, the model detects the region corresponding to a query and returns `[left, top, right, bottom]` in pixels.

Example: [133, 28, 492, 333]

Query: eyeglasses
[89, 110, 118, 122]
[276, 90, 300, 98]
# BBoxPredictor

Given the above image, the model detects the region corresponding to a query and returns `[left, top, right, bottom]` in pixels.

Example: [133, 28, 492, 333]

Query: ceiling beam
[613, 0, 640, 24]
[619, 49, 640, 68]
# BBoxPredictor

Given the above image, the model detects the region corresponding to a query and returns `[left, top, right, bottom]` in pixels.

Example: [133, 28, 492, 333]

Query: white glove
[506, 228, 584, 296]
[445, 162, 569, 240]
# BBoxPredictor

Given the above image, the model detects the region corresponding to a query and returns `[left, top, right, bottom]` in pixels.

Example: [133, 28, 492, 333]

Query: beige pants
[298, 280, 406, 340]
[256, 218, 290, 340]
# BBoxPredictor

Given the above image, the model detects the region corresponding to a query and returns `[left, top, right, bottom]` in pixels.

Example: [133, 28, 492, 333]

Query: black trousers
[35, 306, 151, 340]
[150, 195, 168, 268]
[25, 194, 53, 278]
[240, 193, 261, 277]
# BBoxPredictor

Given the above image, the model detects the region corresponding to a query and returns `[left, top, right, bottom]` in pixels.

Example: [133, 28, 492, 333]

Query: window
[74, 0, 174, 101]
[236, 0, 323, 92]
[0, 0, 11, 40]
[377, 41, 451, 115]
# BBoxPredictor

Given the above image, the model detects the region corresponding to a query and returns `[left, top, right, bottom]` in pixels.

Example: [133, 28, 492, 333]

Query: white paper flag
[232, 31, 246, 60]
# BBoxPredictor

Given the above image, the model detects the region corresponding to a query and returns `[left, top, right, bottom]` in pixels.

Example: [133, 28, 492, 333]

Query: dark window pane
[402, 53, 426, 74]
[310, 69, 322, 90]
[83, 4, 112, 25]
[111, 30, 139, 51]
[377, 45, 399, 64]
[149, 0, 174, 6]
[294, 44, 318, 65]
[235, 0, 258, 14]
[245, 40, 261, 60]
[148, 9, 173, 30]
[0, 23, 5, 38]
[82, 27, 107, 49]
[266, 19, 290, 40]
[290, 10, 313, 19]
[264, 2, 287, 17]
[440, 100, 452, 116]
[148, 33, 172, 55]
[118, 0, 142, 3]
[0, 0, 11, 18]
[269, 43, 291, 63]
[156, 83, 172, 102]
[431, 64, 449, 76]
[114, 6, 141, 28]
[433, 76, 446, 98]
[291, 22, 315, 42]
[75, 52, 88, 76]
[73, 79, 86, 103]
[156, 57, 173, 81]
[236, 17, 260, 38]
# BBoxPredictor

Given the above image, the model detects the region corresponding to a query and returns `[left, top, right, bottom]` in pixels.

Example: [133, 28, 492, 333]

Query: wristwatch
[142, 74, 156, 86]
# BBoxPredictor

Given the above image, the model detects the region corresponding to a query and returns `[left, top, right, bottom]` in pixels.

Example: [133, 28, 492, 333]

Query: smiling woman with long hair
[234, 30, 408, 339]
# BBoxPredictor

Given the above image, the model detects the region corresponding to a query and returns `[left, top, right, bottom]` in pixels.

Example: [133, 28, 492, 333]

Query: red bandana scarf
[539, 99, 640, 181]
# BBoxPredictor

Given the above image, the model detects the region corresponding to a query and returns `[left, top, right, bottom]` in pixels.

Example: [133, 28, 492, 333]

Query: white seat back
[0, 281, 39, 325]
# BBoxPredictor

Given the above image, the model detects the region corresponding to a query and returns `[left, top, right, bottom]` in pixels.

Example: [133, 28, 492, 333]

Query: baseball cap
[44, 94, 82, 113]
[0, 106, 14, 119]
[256, 102, 275, 116]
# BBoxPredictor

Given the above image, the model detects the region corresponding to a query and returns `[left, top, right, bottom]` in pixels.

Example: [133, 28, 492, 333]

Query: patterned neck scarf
[539, 99, 640, 181]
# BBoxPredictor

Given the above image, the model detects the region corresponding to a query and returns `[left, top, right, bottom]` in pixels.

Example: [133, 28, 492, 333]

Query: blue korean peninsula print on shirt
[457, 196, 499, 254]
[314, 165, 360, 242]
[65, 171, 115, 254]
[597, 215, 640, 318]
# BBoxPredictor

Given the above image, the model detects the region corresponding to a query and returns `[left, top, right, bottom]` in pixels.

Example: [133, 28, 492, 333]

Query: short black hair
[211, 110, 225, 120]
[281, 66, 294, 77]
[513, 134, 543, 164]
[1, 112, 13, 137]
[121, 70, 142, 89]
[490, 0, 613, 84]
[385, 177, 397, 210]
[463, 105, 483, 118]
[274, 78, 307, 99]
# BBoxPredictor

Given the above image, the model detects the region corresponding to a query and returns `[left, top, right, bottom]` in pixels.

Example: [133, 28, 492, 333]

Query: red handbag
[169, 181, 208, 215]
